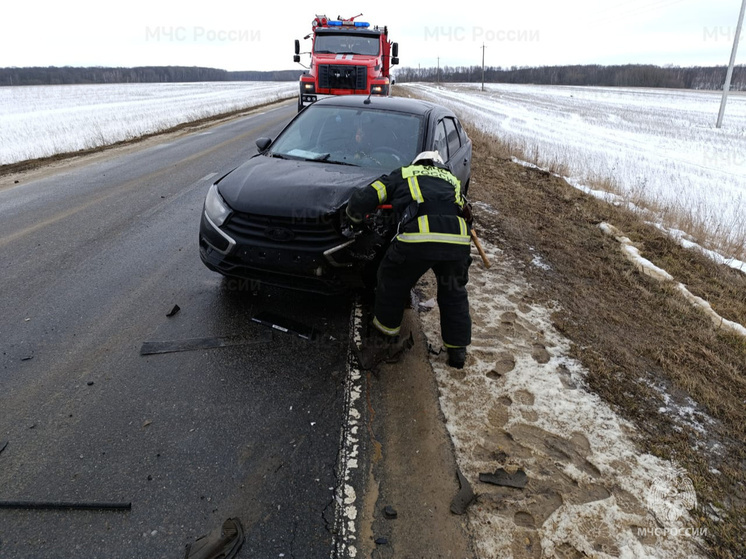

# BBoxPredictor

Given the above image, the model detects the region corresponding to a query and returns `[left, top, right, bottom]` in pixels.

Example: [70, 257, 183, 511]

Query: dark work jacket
[346, 164, 471, 260]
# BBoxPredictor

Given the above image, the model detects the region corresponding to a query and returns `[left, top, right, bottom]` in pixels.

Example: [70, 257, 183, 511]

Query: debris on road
[139, 333, 271, 355]
[184, 517, 244, 559]
[382, 505, 398, 519]
[0, 440, 7, 455]
[251, 311, 317, 341]
[450, 469, 475, 515]
[0, 500, 131, 511]
[166, 304, 181, 317]
[478, 467, 529, 489]
[410, 288, 436, 313]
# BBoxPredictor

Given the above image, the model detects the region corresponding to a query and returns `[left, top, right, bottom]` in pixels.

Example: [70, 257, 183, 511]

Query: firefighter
[346, 150, 472, 369]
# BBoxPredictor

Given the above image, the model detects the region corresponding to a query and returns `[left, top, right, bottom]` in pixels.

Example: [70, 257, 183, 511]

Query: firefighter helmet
[412, 150, 444, 165]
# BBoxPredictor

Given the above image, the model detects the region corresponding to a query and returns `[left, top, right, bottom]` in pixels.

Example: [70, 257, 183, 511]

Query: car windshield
[313, 33, 380, 56]
[268, 105, 424, 172]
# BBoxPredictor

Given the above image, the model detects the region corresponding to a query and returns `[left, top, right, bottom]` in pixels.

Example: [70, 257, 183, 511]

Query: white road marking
[331, 301, 365, 558]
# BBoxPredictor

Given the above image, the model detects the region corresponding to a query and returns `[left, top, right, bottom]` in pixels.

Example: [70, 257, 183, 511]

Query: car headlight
[204, 183, 232, 227]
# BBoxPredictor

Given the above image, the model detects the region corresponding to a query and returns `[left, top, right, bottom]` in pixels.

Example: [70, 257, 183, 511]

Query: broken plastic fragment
[184, 517, 244, 559]
[251, 311, 317, 340]
[0, 500, 131, 511]
[478, 467, 528, 489]
[450, 469, 475, 515]
[139, 333, 271, 355]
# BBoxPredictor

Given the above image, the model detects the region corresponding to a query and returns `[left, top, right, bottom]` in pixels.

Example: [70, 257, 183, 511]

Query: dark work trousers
[373, 241, 472, 348]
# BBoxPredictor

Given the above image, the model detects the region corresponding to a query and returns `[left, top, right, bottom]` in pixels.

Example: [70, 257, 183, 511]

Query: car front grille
[223, 212, 342, 249]
[318, 64, 367, 90]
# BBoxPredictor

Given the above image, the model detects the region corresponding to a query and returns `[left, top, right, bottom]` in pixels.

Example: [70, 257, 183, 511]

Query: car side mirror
[294, 39, 300, 54]
[255, 137, 272, 151]
[392, 43, 399, 65]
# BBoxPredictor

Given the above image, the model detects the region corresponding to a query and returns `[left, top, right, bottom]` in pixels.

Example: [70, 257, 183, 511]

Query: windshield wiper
[308, 153, 356, 166]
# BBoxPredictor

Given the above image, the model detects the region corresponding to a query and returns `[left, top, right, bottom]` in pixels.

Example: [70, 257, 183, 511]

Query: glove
[460, 201, 473, 225]
[342, 217, 365, 239]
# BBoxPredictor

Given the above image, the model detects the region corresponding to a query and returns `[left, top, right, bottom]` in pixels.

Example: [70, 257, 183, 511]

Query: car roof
[312, 95, 441, 117]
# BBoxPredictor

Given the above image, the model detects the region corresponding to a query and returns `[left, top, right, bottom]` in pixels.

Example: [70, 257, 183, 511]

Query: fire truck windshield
[313, 33, 380, 56]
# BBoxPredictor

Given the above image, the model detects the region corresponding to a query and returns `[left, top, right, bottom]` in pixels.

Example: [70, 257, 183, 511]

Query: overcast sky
[1, 0, 743, 72]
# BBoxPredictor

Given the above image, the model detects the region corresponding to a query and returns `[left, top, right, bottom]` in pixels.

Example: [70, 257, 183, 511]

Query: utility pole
[437, 57, 440, 84]
[717, 0, 745, 128]
[481, 43, 486, 91]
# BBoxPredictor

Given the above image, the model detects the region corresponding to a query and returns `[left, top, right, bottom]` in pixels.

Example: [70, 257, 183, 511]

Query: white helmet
[412, 150, 444, 165]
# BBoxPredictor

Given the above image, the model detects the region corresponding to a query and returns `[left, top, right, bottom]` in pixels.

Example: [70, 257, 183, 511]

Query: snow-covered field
[0, 82, 297, 165]
[405, 83, 746, 261]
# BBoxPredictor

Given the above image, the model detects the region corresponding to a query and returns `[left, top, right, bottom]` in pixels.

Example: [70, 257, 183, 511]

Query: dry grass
[465, 125, 746, 559]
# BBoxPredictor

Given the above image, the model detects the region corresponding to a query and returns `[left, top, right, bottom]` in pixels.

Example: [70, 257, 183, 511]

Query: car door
[430, 115, 472, 194]
[443, 116, 472, 193]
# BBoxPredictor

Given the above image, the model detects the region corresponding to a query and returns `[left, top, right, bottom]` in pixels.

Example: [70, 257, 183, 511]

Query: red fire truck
[294, 14, 399, 111]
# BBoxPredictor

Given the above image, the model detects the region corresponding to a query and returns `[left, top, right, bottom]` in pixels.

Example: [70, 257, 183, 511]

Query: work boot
[356, 330, 398, 370]
[447, 347, 467, 369]
[356, 331, 413, 370]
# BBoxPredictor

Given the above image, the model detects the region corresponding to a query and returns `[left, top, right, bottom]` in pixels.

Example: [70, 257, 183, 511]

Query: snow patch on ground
[417, 239, 705, 558]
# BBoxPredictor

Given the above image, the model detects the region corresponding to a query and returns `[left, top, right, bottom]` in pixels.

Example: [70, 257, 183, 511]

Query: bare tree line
[0, 66, 301, 86]
[2, 64, 744, 91]
[395, 64, 746, 91]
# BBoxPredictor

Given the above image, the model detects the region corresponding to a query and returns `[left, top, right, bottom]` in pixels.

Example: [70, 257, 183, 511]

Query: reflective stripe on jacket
[346, 164, 470, 247]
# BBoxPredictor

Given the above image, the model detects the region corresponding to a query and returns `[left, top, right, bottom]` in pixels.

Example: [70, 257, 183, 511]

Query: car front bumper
[199, 212, 370, 294]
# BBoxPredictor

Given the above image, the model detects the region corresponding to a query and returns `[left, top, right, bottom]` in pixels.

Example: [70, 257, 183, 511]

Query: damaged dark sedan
[199, 95, 472, 293]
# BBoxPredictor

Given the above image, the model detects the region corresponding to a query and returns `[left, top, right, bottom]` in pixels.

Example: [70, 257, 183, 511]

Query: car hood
[217, 156, 383, 218]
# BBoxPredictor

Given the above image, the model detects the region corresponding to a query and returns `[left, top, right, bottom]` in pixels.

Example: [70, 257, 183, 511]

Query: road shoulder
[358, 309, 475, 558]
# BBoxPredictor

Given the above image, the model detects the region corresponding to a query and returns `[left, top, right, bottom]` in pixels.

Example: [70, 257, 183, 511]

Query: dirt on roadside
[353, 103, 745, 557]
[460, 127, 746, 558]
[358, 309, 475, 558]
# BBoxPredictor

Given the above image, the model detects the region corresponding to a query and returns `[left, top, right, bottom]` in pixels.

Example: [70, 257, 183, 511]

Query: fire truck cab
[294, 14, 399, 111]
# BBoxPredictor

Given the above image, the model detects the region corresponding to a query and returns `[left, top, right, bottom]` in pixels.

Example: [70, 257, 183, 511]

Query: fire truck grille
[318, 64, 367, 91]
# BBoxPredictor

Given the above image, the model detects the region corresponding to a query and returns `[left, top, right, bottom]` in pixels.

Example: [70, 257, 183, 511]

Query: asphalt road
[0, 101, 356, 558]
